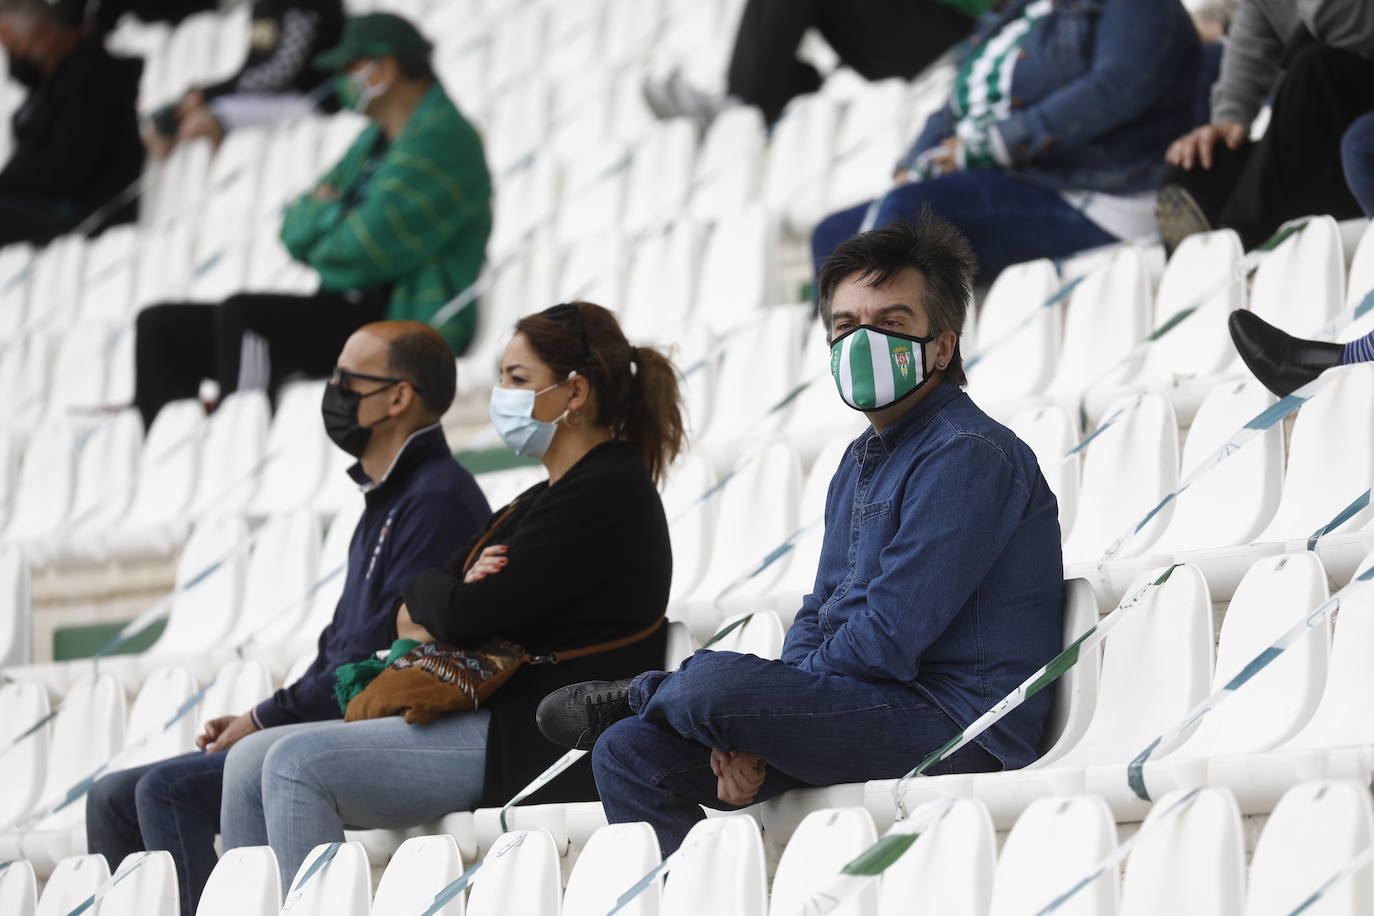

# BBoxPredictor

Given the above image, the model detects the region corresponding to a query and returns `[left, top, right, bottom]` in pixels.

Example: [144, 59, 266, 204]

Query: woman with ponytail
[221, 301, 684, 885]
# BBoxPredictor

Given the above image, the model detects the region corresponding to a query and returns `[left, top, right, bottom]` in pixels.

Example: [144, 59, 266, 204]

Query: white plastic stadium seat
[33, 853, 108, 916]
[621, 221, 702, 349]
[99, 850, 179, 916]
[4, 418, 80, 554]
[53, 408, 143, 565]
[660, 815, 768, 916]
[1244, 781, 1374, 916]
[768, 808, 878, 916]
[1179, 363, 1374, 599]
[1095, 551, 1330, 818]
[187, 389, 270, 519]
[659, 454, 715, 605]
[877, 798, 997, 916]
[562, 822, 662, 916]
[1007, 404, 1080, 542]
[623, 118, 696, 235]
[989, 795, 1118, 916]
[764, 94, 838, 232]
[693, 205, 776, 336]
[703, 611, 785, 661]
[0, 544, 32, 668]
[372, 834, 464, 916]
[689, 106, 766, 222]
[246, 380, 330, 521]
[1249, 215, 1345, 338]
[777, 323, 869, 469]
[465, 829, 562, 916]
[198, 658, 274, 723]
[117, 665, 201, 769]
[1118, 788, 1246, 916]
[14, 672, 126, 873]
[0, 679, 48, 832]
[218, 508, 321, 670]
[0, 857, 36, 916]
[106, 398, 207, 561]
[281, 841, 370, 916]
[195, 845, 281, 916]
[963, 259, 1061, 416]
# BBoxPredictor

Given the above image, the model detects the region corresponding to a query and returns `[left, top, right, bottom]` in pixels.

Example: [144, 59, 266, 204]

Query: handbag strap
[525, 616, 666, 665]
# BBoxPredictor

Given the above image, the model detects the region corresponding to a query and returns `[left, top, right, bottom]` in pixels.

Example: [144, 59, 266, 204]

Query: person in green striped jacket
[132, 12, 491, 429]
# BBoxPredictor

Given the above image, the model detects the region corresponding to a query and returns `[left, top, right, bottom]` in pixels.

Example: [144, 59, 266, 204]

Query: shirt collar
[851, 381, 962, 460]
[348, 423, 448, 495]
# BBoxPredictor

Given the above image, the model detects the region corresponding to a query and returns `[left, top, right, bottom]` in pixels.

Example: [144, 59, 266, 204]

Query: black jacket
[404, 440, 672, 807]
[0, 34, 144, 231]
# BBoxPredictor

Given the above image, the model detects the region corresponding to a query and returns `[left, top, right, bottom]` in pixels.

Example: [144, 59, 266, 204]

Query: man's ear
[391, 380, 416, 416]
[932, 330, 958, 371]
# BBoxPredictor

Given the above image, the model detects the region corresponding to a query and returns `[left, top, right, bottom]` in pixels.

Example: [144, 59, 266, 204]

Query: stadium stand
[4, 0, 1374, 912]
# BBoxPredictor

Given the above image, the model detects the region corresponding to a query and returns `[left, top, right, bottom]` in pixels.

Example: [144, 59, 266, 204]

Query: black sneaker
[536, 679, 635, 750]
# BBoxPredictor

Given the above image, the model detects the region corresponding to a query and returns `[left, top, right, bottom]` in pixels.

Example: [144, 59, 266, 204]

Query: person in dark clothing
[55, 0, 216, 35]
[0, 0, 144, 245]
[144, 0, 344, 158]
[85, 321, 490, 916]
[644, 0, 984, 128]
[219, 301, 685, 888]
[1158, 0, 1374, 250]
[539, 218, 1064, 857]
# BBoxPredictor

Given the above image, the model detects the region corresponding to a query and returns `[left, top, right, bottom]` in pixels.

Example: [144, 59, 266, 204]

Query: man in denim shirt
[538, 216, 1064, 855]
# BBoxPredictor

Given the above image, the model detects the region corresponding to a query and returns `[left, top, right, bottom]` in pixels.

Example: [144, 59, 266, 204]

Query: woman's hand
[1165, 122, 1246, 170]
[464, 544, 509, 584]
[711, 748, 767, 806]
[395, 602, 435, 643]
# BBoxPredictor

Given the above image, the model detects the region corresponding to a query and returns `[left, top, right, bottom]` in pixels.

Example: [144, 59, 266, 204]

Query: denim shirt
[781, 382, 1064, 768]
[906, 0, 1201, 194]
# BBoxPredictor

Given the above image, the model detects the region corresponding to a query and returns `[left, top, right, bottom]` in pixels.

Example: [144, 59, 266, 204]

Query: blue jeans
[592, 650, 1000, 855]
[86, 751, 226, 916]
[221, 712, 491, 888]
[811, 171, 1116, 286]
[1342, 112, 1374, 218]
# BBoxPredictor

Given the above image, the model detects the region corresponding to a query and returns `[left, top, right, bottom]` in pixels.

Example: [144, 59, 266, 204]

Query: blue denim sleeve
[994, 0, 1197, 163]
[797, 434, 1032, 684]
[900, 104, 957, 171]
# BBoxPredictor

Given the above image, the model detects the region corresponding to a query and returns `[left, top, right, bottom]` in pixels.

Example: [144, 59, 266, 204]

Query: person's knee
[812, 206, 864, 266]
[132, 764, 177, 817]
[87, 769, 137, 823]
[1343, 115, 1374, 168]
[592, 717, 663, 785]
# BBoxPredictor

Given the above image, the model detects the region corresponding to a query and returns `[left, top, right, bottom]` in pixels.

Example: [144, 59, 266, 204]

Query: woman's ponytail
[621, 344, 684, 486]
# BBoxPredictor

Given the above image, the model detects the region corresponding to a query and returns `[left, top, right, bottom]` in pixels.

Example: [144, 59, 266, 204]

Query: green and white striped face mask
[830, 325, 935, 412]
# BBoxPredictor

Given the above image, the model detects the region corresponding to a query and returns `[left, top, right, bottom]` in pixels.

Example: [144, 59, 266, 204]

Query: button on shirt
[781, 382, 1063, 768]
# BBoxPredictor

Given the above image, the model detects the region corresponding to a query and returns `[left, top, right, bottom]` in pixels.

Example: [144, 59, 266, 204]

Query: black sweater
[403, 440, 672, 807]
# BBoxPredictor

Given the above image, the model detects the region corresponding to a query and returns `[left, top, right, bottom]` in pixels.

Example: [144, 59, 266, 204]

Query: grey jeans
[220, 711, 491, 886]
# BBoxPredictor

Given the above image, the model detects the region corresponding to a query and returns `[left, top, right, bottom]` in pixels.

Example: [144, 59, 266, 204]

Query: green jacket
[280, 83, 492, 354]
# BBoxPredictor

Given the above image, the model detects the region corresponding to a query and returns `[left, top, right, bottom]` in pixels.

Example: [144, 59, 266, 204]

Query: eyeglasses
[543, 302, 593, 364]
[329, 367, 424, 394]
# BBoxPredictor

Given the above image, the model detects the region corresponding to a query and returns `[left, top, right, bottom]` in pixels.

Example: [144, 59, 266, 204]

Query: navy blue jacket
[907, 0, 1201, 194]
[783, 382, 1063, 769]
[252, 425, 490, 729]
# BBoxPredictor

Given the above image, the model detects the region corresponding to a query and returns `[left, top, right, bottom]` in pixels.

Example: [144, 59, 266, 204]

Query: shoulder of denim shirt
[928, 392, 1041, 496]
[863, 380, 964, 456]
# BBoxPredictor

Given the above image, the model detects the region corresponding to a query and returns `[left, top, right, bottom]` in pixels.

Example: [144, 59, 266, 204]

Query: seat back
[1008, 404, 1080, 541]
[123, 398, 206, 531]
[64, 409, 143, 545]
[0, 857, 36, 916]
[1249, 216, 1345, 337]
[1048, 246, 1154, 399]
[764, 94, 838, 230]
[877, 798, 997, 916]
[623, 118, 696, 236]
[39, 672, 125, 828]
[199, 658, 274, 722]
[563, 822, 661, 916]
[694, 205, 775, 335]
[705, 611, 786, 661]
[189, 390, 270, 518]
[466, 829, 562, 916]
[146, 513, 249, 659]
[1153, 379, 1284, 553]
[98, 851, 179, 916]
[1060, 564, 1213, 767]
[990, 795, 1119, 916]
[700, 304, 810, 457]
[248, 380, 330, 518]
[964, 259, 1061, 404]
[1290, 548, 1374, 748]
[768, 808, 878, 916]
[1034, 579, 1101, 766]
[195, 845, 280, 916]
[296, 496, 365, 642]
[1181, 552, 1329, 756]
[229, 508, 321, 647]
[1258, 364, 1374, 542]
[34, 854, 108, 916]
[689, 106, 766, 221]
[1142, 229, 1246, 380]
[0, 543, 31, 668]
[1061, 393, 1179, 563]
[779, 325, 869, 467]
[660, 455, 715, 604]
[661, 815, 767, 916]
[1120, 788, 1245, 916]
[1246, 781, 1374, 916]
[280, 841, 370, 916]
[120, 665, 200, 768]
[0, 679, 48, 829]
[373, 834, 465, 915]
[6, 418, 78, 543]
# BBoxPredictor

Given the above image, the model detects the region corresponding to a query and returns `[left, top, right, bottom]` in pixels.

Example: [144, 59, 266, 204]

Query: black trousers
[1172, 44, 1374, 250]
[726, 0, 973, 124]
[133, 289, 389, 429]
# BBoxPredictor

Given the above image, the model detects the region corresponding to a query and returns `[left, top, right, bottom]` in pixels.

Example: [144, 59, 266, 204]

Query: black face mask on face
[321, 379, 397, 458]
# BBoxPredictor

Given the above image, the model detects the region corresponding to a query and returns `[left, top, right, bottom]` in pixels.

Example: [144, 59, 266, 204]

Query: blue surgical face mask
[489, 373, 575, 458]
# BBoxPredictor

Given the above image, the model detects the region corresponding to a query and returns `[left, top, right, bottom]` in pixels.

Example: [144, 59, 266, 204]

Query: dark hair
[387, 328, 456, 416]
[0, 0, 60, 26]
[816, 211, 977, 387]
[395, 54, 434, 81]
[515, 302, 685, 485]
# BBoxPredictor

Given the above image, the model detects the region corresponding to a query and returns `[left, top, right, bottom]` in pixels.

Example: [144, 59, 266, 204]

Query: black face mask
[321, 380, 395, 458]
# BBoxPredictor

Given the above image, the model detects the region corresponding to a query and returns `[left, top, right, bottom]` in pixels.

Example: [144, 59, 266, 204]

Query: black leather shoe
[536, 678, 635, 750]
[1228, 309, 1344, 398]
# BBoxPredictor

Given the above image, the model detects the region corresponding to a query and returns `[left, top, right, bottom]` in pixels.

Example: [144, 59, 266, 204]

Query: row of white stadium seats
[7, 777, 1369, 916]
